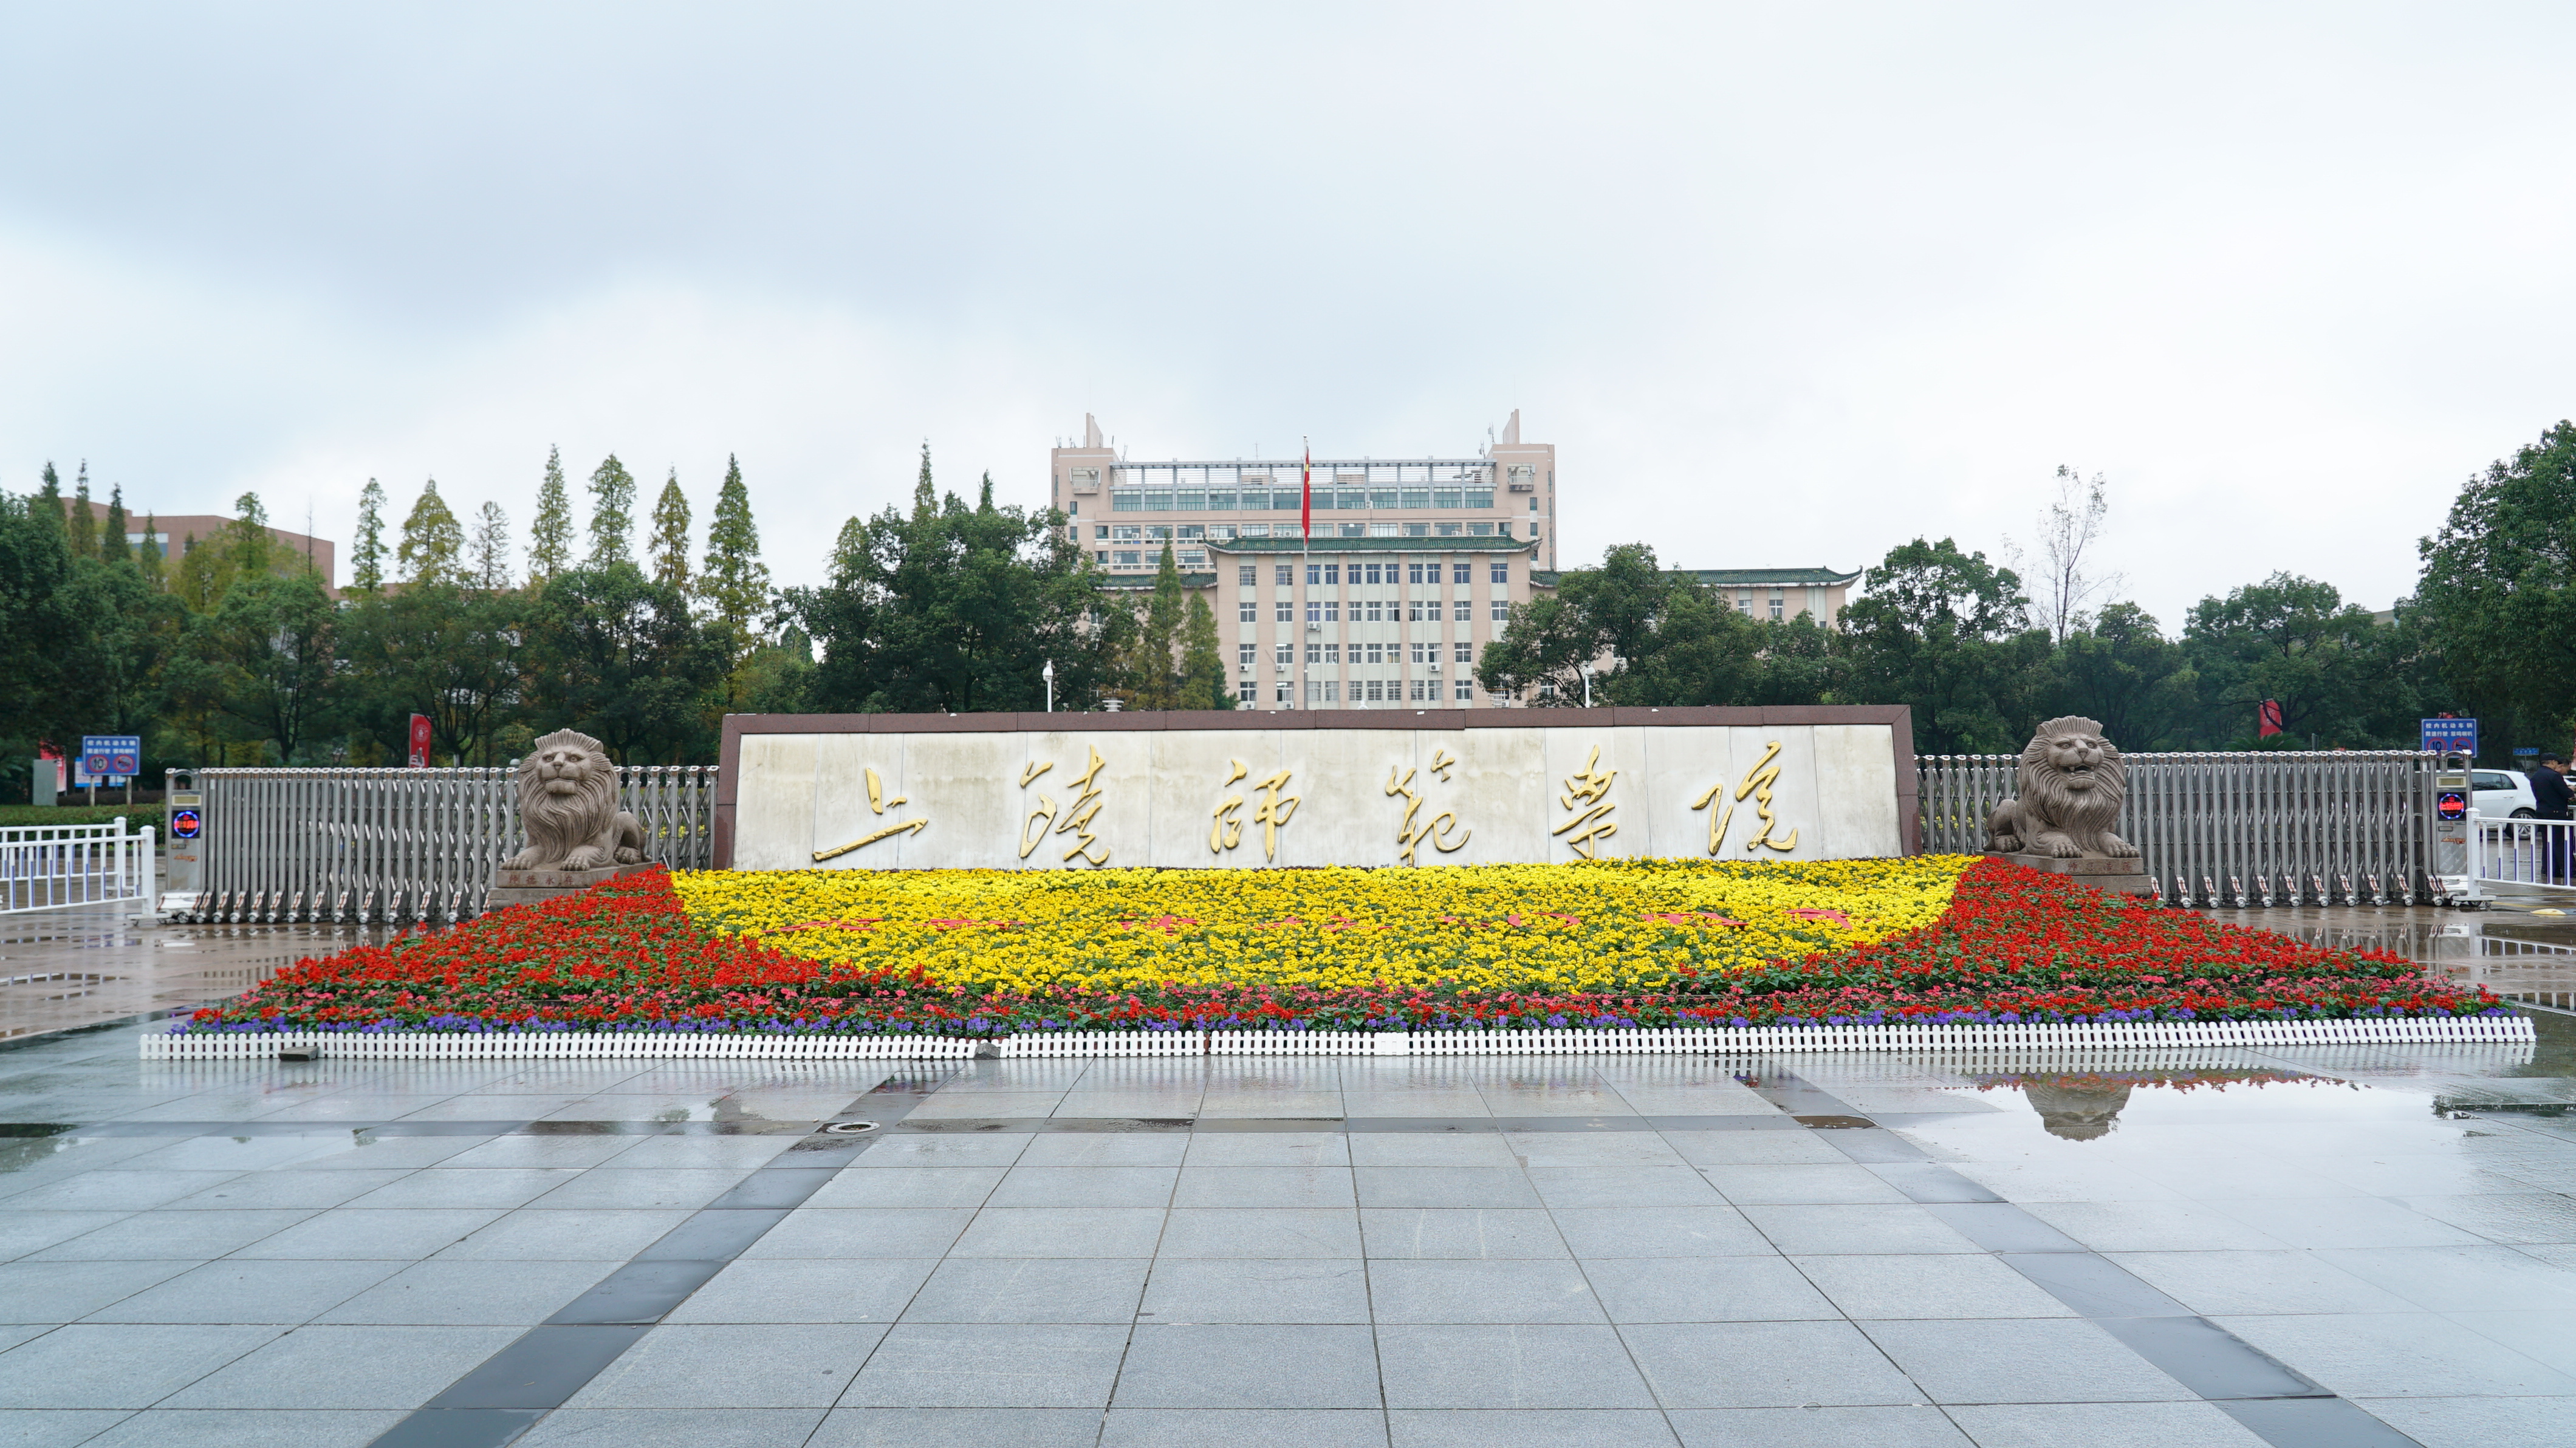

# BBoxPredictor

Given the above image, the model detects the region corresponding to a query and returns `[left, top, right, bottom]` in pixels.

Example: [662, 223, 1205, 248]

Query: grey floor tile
[160, 1323, 522, 1408]
[1346, 1136, 1521, 1169]
[841, 1323, 1128, 1407]
[284, 1137, 486, 1169]
[1621, 1320, 1923, 1408]
[1140, 1259, 1371, 1324]
[1387, 1409, 1679, 1447]
[528, 1168, 752, 1211]
[988, 1169, 1179, 1209]
[164, 1170, 414, 1209]
[851, 1136, 1035, 1169]
[1360, 1210, 1567, 1259]
[1343, 1089, 1490, 1117]
[317, 1258, 619, 1324]
[514, 1407, 827, 1447]
[29, 1209, 313, 1262]
[2215, 1196, 2486, 1250]
[663, 1257, 937, 1325]
[951, 1207, 1168, 1258]
[1016, 1135, 1190, 1168]
[601, 1135, 804, 1169]
[1367, 1259, 1608, 1323]
[101, 1138, 354, 1173]
[2399, 1192, 2576, 1245]
[1586, 1257, 1841, 1323]
[84, 1260, 401, 1324]
[807, 1170, 1004, 1209]
[907, 1092, 1066, 1119]
[1355, 1168, 1543, 1210]
[2103, 1250, 2419, 1316]
[1502, 1134, 1688, 1169]
[900, 1258, 1148, 1324]
[2352, 1395, 2576, 1448]
[432, 1207, 697, 1261]
[0, 1260, 194, 1323]
[1173, 1167, 1355, 1209]
[1557, 1207, 1774, 1258]
[1103, 1408, 1388, 1447]
[1527, 1167, 1724, 1209]
[1156, 1209, 1363, 1259]
[742, 1209, 977, 1259]
[1791, 1255, 2073, 1320]
[1860, 1318, 2196, 1404]
[0, 1410, 137, 1448]
[77, 1408, 412, 1447]
[2214, 1310, 2576, 1397]
[2446, 1308, 2576, 1373]
[1668, 1405, 1970, 1447]
[0, 1323, 277, 1407]
[1661, 1132, 1851, 1167]
[571, 1323, 889, 1407]
[1942, 1401, 2268, 1447]
[1739, 1205, 1981, 1256]
[1703, 1164, 1911, 1206]
[434, 1135, 640, 1169]
[0, 1172, 244, 1212]
[1379, 1323, 1655, 1407]
[1180, 1135, 1351, 1168]
[1112, 1323, 1380, 1408]
[2312, 1245, 2576, 1311]
[810, 1407, 1106, 1447]
[225, 1207, 507, 1260]
[0, 1212, 136, 1260]
[339, 1169, 584, 1210]
[2016, 1201, 2290, 1253]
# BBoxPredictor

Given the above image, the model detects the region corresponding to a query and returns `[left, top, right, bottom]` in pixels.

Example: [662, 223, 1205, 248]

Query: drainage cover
[821, 1120, 880, 1135]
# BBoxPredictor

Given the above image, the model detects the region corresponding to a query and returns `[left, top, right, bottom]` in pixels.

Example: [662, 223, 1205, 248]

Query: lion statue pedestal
[1982, 715, 2157, 900]
[482, 729, 653, 910]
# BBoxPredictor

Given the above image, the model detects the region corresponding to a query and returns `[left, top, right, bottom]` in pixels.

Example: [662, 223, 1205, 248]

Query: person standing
[2529, 753, 2572, 884]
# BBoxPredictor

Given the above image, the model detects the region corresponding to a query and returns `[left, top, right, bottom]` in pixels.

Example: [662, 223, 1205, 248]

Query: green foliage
[2414, 420, 2576, 750]
[1179, 592, 1231, 710]
[1839, 537, 2048, 753]
[699, 452, 773, 704]
[32, 462, 64, 534]
[527, 446, 574, 584]
[586, 454, 636, 569]
[786, 445, 1118, 714]
[351, 479, 388, 594]
[101, 483, 129, 565]
[67, 465, 95, 558]
[648, 469, 691, 589]
[2181, 574, 2418, 748]
[0, 488, 101, 754]
[524, 562, 726, 763]
[0, 804, 165, 828]
[343, 583, 526, 765]
[181, 569, 341, 763]
[2054, 603, 2198, 750]
[395, 479, 465, 587]
[471, 501, 512, 591]
[1132, 542, 1187, 709]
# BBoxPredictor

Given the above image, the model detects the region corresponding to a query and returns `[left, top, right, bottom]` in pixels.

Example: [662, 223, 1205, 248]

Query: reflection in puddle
[1977, 1068, 2321, 1141]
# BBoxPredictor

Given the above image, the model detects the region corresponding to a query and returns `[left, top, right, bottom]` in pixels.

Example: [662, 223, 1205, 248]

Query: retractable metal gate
[1918, 751, 2441, 906]
[177, 765, 715, 926]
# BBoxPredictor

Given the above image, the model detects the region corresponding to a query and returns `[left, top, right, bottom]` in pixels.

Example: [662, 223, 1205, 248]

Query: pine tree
[700, 452, 772, 656]
[471, 500, 513, 590]
[396, 479, 465, 586]
[101, 483, 129, 564]
[587, 454, 636, 568]
[226, 493, 275, 578]
[137, 514, 163, 588]
[351, 479, 388, 593]
[648, 469, 691, 589]
[1137, 543, 1185, 709]
[1180, 592, 1226, 709]
[67, 463, 96, 558]
[32, 462, 64, 534]
[527, 446, 574, 584]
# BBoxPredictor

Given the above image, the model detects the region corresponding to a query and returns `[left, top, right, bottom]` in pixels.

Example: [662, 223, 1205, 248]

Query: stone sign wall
[715, 707, 1917, 872]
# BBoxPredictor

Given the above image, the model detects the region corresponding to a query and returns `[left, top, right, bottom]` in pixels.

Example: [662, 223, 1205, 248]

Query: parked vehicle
[2473, 769, 2539, 819]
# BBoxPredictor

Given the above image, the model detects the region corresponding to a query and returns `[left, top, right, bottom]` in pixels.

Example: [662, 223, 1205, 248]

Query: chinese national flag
[1300, 443, 1312, 541]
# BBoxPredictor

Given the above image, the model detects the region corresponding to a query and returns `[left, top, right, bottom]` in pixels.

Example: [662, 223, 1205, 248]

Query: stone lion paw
[612, 846, 643, 865]
[2044, 837, 2083, 858]
[2104, 839, 2142, 858]
[561, 846, 609, 870]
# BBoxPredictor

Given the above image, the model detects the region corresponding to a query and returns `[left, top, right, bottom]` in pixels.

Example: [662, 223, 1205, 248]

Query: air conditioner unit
[1067, 467, 1101, 494]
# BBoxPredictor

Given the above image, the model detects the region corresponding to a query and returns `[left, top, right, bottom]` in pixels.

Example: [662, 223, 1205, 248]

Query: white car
[2472, 768, 2540, 819]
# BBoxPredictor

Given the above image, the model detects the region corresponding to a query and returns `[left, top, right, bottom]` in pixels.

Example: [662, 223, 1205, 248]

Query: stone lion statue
[1985, 715, 2139, 859]
[503, 729, 647, 872]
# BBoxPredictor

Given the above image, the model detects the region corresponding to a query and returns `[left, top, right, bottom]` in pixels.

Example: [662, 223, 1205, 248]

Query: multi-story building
[1049, 412, 1858, 712]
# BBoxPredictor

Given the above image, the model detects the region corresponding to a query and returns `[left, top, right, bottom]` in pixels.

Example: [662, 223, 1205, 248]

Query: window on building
[1336, 489, 1365, 510]
[1324, 643, 1340, 664]
[1362, 679, 1381, 702]
[1306, 603, 1321, 624]
[1410, 678, 1429, 702]
[1069, 499, 1080, 516]
[1237, 681, 1260, 705]
[1113, 525, 1141, 541]
[1097, 550, 1110, 564]
[1096, 525, 1111, 539]
[1453, 564, 1472, 584]
[1433, 488, 1462, 509]
[1490, 599, 1510, 621]
[1465, 490, 1494, 509]
[1208, 491, 1238, 510]
[1143, 491, 1173, 511]
[1403, 523, 1430, 537]
[1405, 563, 1422, 584]
[1769, 591, 1785, 620]
[1179, 524, 1205, 539]
[1306, 564, 1323, 585]
[1238, 644, 1255, 671]
[1275, 683, 1290, 703]
[1365, 642, 1383, 664]
[1529, 497, 1538, 511]
[1239, 601, 1257, 623]
[1363, 562, 1382, 585]
[1180, 550, 1207, 567]
[1467, 522, 1493, 536]
[1275, 565, 1294, 585]
[1540, 679, 1560, 699]
[1369, 488, 1399, 509]
[1275, 601, 1294, 623]
[1323, 601, 1338, 622]
[1410, 641, 1427, 664]
[1275, 644, 1293, 668]
[1144, 525, 1171, 541]
[1306, 643, 1323, 664]
[1338, 522, 1364, 537]
[1491, 562, 1509, 584]
[1498, 521, 1513, 537]
[1112, 490, 1142, 512]
[1113, 550, 1140, 567]
[1400, 488, 1431, 508]
[1323, 563, 1340, 584]
[1239, 565, 1256, 586]
[1369, 523, 1399, 538]
[1454, 642, 1473, 664]
[1454, 679, 1473, 701]
[1426, 601, 1443, 623]
[1433, 523, 1460, 537]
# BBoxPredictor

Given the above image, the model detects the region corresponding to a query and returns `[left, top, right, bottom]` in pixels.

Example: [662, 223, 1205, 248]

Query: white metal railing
[1, 818, 156, 917]
[1919, 751, 2440, 906]
[2471, 818, 2576, 893]
[179, 765, 714, 927]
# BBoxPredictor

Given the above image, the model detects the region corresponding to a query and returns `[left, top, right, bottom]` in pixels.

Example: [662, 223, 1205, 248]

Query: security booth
[163, 769, 206, 919]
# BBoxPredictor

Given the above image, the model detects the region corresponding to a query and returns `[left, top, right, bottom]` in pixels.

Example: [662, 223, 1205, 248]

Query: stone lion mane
[1984, 715, 2139, 859]
[502, 729, 648, 872]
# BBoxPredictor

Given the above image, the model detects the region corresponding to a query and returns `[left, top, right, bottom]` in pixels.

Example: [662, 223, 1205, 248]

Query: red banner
[1300, 443, 1312, 541]
[408, 713, 433, 767]
[2257, 700, 2284, 739]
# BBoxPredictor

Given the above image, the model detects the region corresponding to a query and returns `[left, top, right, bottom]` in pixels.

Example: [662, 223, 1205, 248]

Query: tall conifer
[587, 454, 636, 568]
[1180, 593, 1225, 709]
[527, 446, 574, 584]
[648, 469, 691, 589]
[101, 483, 130, 564]
[396, 479, 465, 586]
[351, 479, 388, 593]
[67, 464, 95, 557]
[701, 452, 771, 654]
[1139, 543, 1185, 709]
[138, 514, 163, 587]
[33, 462, 64, 533]
[471, 501, 513, 590]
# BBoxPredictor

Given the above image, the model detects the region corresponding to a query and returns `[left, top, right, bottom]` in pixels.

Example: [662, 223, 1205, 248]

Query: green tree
[1132, 542, 1187, 708]
[100, 483, 129, 565]
[527, 446, 574, 585]
[0, 490, 104, 769]
[344, 584, 526, 764]
[699, 454, 771, 671]
[67, 465, 95, 558]
[350, 478, 388, 593]
[395, 479, 464, 587]
[183, 569, 341, 763]
[1179, 592, 1231, 709]
[2182, 574, 2393, 747]
[32, 462, 64, 536]
[137, 514, 163, 590]
[2413, 420, 2576, 748]
[221, 493, 275, 579]
[470, 501, 512, 591]
[2054, 602, 2197, 750]
[648, 469, 691, 589]
[1838, 536, 2050, 753]
[586, 454, 636, 569]
[524, 562, 725, 762]
[787, 445, 1118, 713]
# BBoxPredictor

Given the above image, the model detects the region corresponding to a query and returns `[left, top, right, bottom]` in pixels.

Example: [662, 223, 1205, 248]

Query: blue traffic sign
[78, 734, 140, 780]
[2421, 718, 2478, 756]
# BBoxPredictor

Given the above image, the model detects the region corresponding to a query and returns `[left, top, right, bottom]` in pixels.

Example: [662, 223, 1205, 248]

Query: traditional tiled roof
[1093, 571, 1218, 590]
[1209, 535, 1538, 554]
[1685, 567, 1861, 587]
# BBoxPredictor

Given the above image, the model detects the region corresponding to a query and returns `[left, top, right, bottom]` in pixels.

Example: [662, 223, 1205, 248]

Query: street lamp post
[1579, 661, 1593, 708]
[1043, 659, 1055, 714]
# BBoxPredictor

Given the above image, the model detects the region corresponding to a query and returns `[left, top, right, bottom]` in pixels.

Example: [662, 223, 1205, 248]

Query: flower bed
[174, 856, 2507, 1038]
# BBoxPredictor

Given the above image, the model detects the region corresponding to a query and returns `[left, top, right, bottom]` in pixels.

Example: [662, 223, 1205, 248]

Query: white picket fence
[1, 818, 156, 917]
[140, 1014, 2535, 1062]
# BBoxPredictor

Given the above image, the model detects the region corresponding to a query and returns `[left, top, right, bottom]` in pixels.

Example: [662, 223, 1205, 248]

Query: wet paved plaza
[4, 904, 2576, 1445]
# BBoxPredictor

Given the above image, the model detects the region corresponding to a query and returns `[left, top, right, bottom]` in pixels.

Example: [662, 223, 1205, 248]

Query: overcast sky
[5, 4, 2571, 625]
